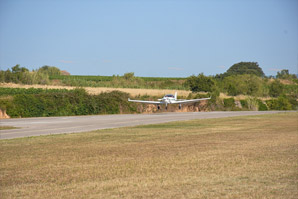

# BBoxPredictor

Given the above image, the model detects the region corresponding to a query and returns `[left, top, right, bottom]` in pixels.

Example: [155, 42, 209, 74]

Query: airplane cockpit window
[165, 95, 174, 98]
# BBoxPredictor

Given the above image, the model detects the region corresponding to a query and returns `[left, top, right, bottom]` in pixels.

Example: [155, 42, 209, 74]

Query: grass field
[0, 112, 297, 198]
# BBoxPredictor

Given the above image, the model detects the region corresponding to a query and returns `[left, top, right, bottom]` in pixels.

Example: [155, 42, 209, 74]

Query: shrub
[185, 73, 215, 92]
[266, 96, 292, 110]
[223, 98, 235, 109]
[240, 100, 248, 109]
[257, 99, 268, 111]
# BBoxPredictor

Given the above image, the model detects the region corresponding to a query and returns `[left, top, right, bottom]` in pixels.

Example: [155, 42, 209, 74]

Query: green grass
[0, 112, 297, 198]
[0, 126, 17, 130]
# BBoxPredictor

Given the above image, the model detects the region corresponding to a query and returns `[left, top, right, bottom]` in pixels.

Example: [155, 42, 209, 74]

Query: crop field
[49, 75, 186, 82]
[48, 75, 188, 90]
[0, 112, 297, 198]
[0, 87, 73, 96]
[0, 83, 191, 97]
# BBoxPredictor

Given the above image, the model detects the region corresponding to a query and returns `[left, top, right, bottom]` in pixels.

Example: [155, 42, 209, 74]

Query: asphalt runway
[0, 111, 283, 139]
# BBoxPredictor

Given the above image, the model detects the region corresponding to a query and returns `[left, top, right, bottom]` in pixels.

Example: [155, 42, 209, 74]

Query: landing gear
[165, 104, 168, 110]
[179, 104, 182, 110]
[157, 105, 161, 110]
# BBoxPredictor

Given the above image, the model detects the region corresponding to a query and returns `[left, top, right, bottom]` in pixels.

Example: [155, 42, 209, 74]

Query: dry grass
[0, 112, 297, 199]
[219, 93, 273, 101]
[0, 83, 191, 97]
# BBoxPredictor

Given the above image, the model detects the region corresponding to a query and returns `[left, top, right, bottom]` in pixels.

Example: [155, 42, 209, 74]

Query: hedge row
[0, 89, 137, 118]
[0, 88, 296, 118]
[209, 96, 296, 111]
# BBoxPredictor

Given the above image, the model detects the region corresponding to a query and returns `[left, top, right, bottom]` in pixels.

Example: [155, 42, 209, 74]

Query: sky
[0, 0, 297, 77]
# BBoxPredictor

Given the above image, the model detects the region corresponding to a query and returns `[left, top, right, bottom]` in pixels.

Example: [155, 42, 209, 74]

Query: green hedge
[1, 89, 137, 118]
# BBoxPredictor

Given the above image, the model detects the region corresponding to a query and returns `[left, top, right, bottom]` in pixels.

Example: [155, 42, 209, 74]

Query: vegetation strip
[0, 62, 297, 118]
[0, 126, 17, 130]
[0, 112, 297, 198]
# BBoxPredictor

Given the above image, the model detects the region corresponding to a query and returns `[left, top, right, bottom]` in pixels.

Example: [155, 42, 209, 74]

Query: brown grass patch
[0, 112, 297, 198]
[219, 93, 273, 101]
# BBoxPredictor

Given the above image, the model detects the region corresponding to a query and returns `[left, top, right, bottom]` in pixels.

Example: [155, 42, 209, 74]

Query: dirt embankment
[0, 109, 10, 119]
[136, 101, 209, 114]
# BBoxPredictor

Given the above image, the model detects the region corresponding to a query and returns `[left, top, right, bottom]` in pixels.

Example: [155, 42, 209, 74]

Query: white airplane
[128, 92, 211, 110]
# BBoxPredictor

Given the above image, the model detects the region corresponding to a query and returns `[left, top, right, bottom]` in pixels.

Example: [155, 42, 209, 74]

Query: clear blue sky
[0, 0, 297, 77]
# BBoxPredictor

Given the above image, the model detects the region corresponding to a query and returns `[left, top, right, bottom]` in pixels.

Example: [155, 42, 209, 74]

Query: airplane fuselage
[158, 94, 177, 105]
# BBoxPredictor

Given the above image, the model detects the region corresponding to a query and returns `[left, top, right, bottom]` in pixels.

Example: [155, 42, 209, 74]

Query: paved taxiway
[0, 111, 283, 139]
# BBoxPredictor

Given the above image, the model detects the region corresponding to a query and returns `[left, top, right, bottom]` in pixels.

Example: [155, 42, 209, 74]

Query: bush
[185, 73, 215, 92]
[266, 96, 292, 110]
[240, 100, 248, 109]
[221, 74, 265, 96]
[223, 98, 235, 109]
[257, 99, 268, 111]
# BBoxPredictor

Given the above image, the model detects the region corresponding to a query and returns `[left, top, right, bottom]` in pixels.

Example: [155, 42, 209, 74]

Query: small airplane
[128, 92, 211, 110]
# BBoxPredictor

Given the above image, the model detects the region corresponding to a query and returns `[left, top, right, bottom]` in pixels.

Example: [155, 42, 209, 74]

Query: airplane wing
[171, 97, 211, 104]
[128, 98, 162, 104]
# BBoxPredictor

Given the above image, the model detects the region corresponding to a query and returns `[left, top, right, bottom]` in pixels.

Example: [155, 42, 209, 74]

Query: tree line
[0, 65, 61, 85]
[1, 62, 297, 99]
[185, 62, 297, 98]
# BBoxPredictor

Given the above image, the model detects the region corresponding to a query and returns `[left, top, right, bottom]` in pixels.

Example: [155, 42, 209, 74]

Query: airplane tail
[174, 92, 177, 100]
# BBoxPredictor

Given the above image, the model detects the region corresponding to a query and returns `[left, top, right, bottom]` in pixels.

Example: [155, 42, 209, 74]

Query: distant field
[49, 75, 186, 82]
[0, 83, 191, 97]
[0, 87, 73, 96]
[0, 112, 297, 198]
[48, 75, 188, 90]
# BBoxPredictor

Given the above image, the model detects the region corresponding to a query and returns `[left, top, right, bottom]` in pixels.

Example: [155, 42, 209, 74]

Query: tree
[276, 69, 289, 79]
[185, 73, 215, 92]
[226, 62, 265, 77]
[276, 69, 297, 80]
[220, 74, 265, 96]
[38, 66, 61, 76]
[123, 72, 135, 80]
